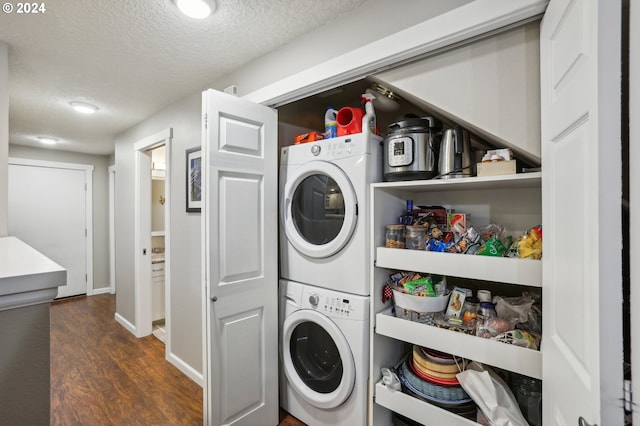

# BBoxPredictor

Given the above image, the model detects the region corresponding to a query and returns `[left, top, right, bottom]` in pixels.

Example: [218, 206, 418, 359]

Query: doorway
[8, 158, 94, 298]
[133, 129, 172, 343]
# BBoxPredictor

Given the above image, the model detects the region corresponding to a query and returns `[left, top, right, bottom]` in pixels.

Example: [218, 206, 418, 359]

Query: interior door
[135, 150, 152, 337]
[540, 0, 623, 424]
[8, 161, 90, 298]
[202, 89, 278, 426]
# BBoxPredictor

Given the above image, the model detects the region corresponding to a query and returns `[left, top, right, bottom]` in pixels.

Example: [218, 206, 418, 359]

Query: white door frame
[8, 157, 94, 296]
[109, 165, 116, 294]
[134, 128, 172, 338]
[630, 0, 639, 422]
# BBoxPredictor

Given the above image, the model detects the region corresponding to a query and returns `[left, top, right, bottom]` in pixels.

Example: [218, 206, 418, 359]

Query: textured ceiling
[0, 0, 367, 155]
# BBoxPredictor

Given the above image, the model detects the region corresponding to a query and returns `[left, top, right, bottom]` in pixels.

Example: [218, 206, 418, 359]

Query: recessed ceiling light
[69, 101, 99, 114]
[175, 0, 216, 19]
[38, 136, 58, 145]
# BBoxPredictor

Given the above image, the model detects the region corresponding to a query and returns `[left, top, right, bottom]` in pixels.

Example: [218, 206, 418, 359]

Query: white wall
[212, 0, 472, 95]
[0, 42, 8, 237]
[113, 0, 473, 379]
[8, 145, 112, 291]
[115, 92, 203, 373]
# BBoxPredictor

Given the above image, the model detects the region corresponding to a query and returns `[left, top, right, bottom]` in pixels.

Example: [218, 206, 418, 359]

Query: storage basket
[392, 289, 449, 319]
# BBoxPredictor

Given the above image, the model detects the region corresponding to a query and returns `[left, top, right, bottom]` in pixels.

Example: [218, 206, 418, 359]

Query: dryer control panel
[301, 286, 369, 321]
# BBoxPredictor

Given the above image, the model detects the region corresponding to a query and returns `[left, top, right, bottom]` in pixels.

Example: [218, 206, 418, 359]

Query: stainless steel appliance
[438, 126, 473, 179]
[383, 116, 442, 182]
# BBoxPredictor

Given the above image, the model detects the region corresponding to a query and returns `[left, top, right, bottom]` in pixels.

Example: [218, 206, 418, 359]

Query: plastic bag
[494, 294, 542, 334]
[456, 363, 528, 426]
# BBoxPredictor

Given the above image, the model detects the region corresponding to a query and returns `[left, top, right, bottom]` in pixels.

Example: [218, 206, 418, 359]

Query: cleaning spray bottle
[324, 107, 338, 139]
[361, 93, 377, 135]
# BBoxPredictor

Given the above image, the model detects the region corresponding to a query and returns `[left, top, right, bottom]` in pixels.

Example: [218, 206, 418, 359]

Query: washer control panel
[301, 287, 368, 321]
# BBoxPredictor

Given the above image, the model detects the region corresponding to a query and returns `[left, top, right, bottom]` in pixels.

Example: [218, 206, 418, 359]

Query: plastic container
[385, 224, 405, 249]
[405, 225, 427, 250]
[362, 93, 377, 135]
[477, 289, 492, 302]
[336, 107, 365, 136]
[324, 107, 338, 139]
[462, 297, 479, 327]
[516, 377, 542, 426]
[393, 289, 449, 315]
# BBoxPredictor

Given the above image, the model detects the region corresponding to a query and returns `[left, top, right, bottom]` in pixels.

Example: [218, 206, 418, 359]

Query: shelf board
[151, 231, 165, 237]
[376, 247, 541, 287]
[375, 381, 479, 426]
[375, 311, 542, 379]
[372, 172, 541, 192]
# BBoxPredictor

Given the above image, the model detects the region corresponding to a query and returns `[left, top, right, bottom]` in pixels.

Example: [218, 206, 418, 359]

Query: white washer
[279, 279, 369, 426]
[279, 132, 382, 296]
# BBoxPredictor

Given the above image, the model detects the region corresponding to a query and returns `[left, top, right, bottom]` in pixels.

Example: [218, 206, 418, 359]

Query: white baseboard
[167, 351, 204, 388]
[114, 312, 136, 335]
[90, 287, 112, 295]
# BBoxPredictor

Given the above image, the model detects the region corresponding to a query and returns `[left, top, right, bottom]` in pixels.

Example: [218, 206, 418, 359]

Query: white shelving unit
[369, 172, 542, 426]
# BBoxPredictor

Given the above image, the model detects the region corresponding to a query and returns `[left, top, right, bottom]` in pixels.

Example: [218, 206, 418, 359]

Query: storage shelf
[375, 381, 479, 426]
[372, 172, 541, 192]
[376, 247, 541, 287]
[375, 310, 542, 379]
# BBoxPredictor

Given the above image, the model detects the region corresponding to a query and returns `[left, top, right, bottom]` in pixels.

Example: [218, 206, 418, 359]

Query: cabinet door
[540, 0, 623, 424]
[202, 89, 278, 426]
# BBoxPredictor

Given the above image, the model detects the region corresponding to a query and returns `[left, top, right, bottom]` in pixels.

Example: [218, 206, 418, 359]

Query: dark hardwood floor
[51, 293, 305, 425]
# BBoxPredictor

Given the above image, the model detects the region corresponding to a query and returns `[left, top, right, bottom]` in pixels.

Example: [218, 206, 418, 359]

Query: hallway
[50, 294, 305, 425]
[51, 294, 203, 425]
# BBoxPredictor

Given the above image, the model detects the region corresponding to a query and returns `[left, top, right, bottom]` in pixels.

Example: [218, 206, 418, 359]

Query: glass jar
[385, 224, 405, 249]
[476, 301, 498, 338]
[405, 225, 427, 250]
[516, 377, 542, 426]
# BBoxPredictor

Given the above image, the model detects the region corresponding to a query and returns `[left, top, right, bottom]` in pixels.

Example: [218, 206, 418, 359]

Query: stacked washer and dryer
[279, 130, 382, 426]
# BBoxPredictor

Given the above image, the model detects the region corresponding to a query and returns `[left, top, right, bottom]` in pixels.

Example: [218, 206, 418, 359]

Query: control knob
[309, 294, 320, 306]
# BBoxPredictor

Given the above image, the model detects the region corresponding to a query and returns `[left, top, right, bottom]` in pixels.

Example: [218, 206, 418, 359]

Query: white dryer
[279, 279, 369, 426]
[279, 132, 382, 296]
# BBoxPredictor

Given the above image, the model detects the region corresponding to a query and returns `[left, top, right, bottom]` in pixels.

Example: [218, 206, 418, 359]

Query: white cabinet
[369, 173, 542, 426]
[151, 261, 165, 321]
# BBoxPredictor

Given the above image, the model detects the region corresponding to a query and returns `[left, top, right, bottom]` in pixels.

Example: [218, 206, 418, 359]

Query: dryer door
[282, 161, 357, 258]
[281, 309, 355, 409]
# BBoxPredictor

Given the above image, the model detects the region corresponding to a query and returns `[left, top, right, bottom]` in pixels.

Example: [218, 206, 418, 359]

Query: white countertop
[0, 236, 67, 311]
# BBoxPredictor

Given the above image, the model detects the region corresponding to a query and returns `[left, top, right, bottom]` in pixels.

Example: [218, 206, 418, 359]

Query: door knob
[578, 416, 597, 426]
[211, 296, 218, 302]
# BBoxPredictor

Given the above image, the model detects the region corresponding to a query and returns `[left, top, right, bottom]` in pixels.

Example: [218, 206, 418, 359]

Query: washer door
[282, 309, 356, 409]
[282, 161, 357, 259]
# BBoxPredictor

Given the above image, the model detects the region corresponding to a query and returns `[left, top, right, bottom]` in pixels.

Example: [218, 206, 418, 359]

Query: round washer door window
[282, 309, 355, 409]
[282, 161, 357, 259]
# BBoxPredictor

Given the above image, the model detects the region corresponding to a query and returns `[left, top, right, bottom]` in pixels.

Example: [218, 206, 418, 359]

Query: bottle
[516, 377, 542, 426]
[324, 107, 338, 139]
[361, 93, 377, 135]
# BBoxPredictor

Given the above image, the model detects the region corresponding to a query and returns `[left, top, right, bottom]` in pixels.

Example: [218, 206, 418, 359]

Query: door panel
[541, 0, 623, 424]
[8, 162, 88, 298]
[203, 88, 278, 426]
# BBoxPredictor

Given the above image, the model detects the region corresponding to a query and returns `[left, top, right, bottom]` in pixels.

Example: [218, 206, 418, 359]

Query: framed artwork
[186, 147, 202, 212]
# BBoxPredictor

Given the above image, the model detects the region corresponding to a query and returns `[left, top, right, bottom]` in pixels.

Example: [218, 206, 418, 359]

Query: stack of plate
[397, 345, 477, 420]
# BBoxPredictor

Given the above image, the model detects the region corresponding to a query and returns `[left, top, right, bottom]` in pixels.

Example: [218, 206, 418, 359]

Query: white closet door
[8, 161, 90, 298]
[202, 88, 278, 426]
[540, 0, 623, 424]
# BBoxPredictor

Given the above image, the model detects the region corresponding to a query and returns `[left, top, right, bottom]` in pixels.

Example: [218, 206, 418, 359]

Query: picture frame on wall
[186, 147, 202, 212]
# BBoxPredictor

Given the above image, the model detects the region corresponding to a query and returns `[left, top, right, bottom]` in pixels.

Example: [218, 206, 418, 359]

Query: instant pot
[383, 116, 442, 182]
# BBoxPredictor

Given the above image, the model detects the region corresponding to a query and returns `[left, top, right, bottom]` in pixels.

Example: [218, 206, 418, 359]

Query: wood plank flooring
[50, 293, 305, 426]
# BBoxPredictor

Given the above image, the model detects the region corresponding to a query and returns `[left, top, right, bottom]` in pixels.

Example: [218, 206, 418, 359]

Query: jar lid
[477, 289, 492, 302]
[386, 224, 405, 230]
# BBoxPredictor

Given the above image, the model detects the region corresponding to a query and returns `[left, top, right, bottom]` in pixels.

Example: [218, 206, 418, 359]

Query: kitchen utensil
[383, 115, 442, 181]
[438, 126, 473, 179]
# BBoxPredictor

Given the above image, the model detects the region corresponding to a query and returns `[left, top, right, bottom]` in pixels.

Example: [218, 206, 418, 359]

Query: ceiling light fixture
[38, 136, 58, 145]
[69, 101, 99, 114]
[175, 0, 216, 19]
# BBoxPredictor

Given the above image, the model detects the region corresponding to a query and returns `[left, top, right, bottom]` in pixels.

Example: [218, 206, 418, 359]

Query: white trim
[167, 351, 204, 387]
[133, 129, 172, 343]
[630, 0, 639, 424]
[8, 157, 94, 297]
[133, 128, 172, 152]
[109, 165, 116, 294]
[115, 312, 136, 335]
[243, 0, 548, 106]
[91, 287, 111, 295]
